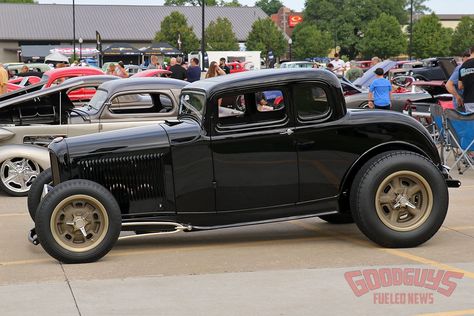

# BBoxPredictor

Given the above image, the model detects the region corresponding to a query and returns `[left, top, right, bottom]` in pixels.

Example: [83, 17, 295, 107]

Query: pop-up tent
[102, 43, 142, 64]
[44, 51, 69, 63]
[142, 42, 182, 56]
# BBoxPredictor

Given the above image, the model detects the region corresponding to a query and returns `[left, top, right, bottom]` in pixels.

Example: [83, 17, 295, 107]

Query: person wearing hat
[368, 67, 392, 110]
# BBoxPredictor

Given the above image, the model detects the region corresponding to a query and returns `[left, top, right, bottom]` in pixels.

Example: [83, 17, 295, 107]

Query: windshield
[81, 89, 108, 114]
[179, 92, 205, 120]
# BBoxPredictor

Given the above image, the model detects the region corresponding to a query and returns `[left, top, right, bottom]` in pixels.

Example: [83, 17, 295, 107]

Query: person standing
[0, 63, 8, 95]
[330, 53, 345, 76]
[446, 50, 471, 110]
[371, 56, 381, 67]
[219, 58, 230, 74]
[368, 67, 392, 110]
[205, 61, 226, 78]
[458, 46, 474, 113]
[116, 61, 129, 78]
[345, 61, 364, 82]
[169, 57, 187, 80]
[147, 55, 161, 69]
[186, 58, 201, 83]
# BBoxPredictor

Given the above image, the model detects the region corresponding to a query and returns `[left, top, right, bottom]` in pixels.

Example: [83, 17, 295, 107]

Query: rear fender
[0, 145, 50, 170]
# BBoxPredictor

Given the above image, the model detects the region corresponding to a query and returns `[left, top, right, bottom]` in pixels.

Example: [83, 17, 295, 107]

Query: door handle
[280, 128, 294, 136]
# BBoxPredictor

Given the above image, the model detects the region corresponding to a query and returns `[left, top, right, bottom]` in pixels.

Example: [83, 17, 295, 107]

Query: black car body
[31, 69, 460, 263]
[407, 58, 457, 81]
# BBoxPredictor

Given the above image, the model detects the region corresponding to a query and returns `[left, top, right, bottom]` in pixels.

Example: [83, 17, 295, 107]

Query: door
[211, 88, 298, 211]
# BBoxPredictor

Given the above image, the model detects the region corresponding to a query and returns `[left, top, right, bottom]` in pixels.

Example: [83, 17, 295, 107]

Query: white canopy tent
[44, 51, 69, 63]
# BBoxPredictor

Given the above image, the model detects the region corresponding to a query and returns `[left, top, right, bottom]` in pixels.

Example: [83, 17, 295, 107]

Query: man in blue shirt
[446, 50, 471, 109]
[368, 68, 392, 110]
[186, 58, 201, 83]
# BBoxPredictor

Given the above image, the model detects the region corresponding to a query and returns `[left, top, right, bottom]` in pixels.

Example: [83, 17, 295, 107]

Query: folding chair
[444, 109, 474, 174]
[430, 104, 448, 163]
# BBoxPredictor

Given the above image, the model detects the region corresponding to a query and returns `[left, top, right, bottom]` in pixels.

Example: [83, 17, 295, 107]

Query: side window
[109, 92, 173, 114]
[217, 89, 286, 127]
[293, 84, 331, 121]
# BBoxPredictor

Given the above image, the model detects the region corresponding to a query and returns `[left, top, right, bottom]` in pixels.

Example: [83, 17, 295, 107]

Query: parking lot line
[0, 213, 27, 217]
[0, 258, 53, 266]
[416, 309, 474, 316]
[291, 220, 474, 280]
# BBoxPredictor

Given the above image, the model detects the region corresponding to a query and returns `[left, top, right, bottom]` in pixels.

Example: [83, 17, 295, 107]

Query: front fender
[0, 145, 50, 170]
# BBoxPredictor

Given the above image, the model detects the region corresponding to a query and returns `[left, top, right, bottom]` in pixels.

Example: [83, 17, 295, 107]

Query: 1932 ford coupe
[29, 69, 460, 263]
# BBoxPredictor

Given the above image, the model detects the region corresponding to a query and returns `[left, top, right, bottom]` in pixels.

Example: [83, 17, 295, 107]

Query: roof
[184, 69, 341, 95]
[0, 3, 268, 42]
[99, 77, 189, 95]
[436, 14, 474, 21]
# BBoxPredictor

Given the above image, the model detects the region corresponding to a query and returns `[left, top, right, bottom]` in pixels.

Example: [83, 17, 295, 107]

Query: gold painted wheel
[375, 171, 433, 232]
[50, 194, 109, 252]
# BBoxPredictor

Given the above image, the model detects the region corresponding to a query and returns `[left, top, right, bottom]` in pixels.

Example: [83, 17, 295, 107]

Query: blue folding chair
[445, 109, 474, 174]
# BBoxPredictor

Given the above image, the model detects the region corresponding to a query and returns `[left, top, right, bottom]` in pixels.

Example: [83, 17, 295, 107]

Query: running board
[119, 222, 192, 240]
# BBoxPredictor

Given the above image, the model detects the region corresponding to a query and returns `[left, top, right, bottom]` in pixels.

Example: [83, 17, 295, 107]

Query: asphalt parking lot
[1, 169, 474, 316]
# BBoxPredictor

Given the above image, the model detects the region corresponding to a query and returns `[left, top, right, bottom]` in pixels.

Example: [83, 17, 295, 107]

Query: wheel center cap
[393, 195, 416, 210]
[73, 217, 87, 230]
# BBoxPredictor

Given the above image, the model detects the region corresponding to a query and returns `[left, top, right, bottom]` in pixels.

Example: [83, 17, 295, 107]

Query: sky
[35, 0, 474, 14]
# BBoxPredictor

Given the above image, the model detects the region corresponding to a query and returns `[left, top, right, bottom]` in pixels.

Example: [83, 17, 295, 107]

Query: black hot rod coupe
[28, 69, 460, 263]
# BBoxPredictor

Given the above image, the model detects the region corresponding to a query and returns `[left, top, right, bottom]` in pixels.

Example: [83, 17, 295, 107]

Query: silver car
[0, 77, 187, 196]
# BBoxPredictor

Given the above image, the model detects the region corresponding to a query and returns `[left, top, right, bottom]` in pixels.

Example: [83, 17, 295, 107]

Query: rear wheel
[35, 180, 121, 263]
[0, 157, 41, 196]
[27, 168, 52, 222]
[350, 151, 448, 248]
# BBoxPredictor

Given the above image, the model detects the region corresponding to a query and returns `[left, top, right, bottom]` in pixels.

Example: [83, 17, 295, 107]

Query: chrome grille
[77, 153, 165, 212]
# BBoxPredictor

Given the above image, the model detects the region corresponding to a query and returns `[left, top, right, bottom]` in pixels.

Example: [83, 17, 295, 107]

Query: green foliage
[0, 0, 35, 2]
[412, 13, 452, 59]
[206, 17, 239, 51]
[220, 0, 241, 6]
[164, 0, 218, 5]
[451, 16, 474, 56]
[405, 0, 431, 15]
[357, 13, 407, 59]
[246, 18, 286, 58]
[291, 23, 332, 59]
[154, 11, 200, 54]
[255, 0, 283, 16]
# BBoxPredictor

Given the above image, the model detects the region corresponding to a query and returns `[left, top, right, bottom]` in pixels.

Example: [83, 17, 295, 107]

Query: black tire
[350, 151, 448, 248]
[27, 168, 52, 222]
[35, 179, 122, 263]
[319, 213, 354, 224]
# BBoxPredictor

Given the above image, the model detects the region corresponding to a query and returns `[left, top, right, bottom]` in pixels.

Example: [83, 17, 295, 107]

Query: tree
[303, 0, 409, 58]
[291, 23, 332, 59]
[255, 0, 283, 16]
[164, 0, 218, 5]
[206, 17, 239, 50]
[405, 0, 431, 15]
[0, 0, 35, 2]
[411, 13, 452, 58]
[451, 16, 474, 55]
[246, 18, 286, 58]
[220, 0, 241, 6]
[357, 13, 407, 59]
[154, 11, 200, 54]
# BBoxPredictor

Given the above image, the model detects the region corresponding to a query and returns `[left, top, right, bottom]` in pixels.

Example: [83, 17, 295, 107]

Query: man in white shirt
[330, 53, 346, 76]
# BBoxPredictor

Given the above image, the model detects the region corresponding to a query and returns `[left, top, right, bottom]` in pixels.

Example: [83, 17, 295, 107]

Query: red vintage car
[7, 76, 42, 92]
[227, 62, 254, 74]
[130, 69, 171, 78]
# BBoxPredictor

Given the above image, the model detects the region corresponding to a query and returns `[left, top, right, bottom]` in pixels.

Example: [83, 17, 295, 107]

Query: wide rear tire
[350, 151, 448, 248]
[27, 168, 52, 222]
[35, 179, 121, 263]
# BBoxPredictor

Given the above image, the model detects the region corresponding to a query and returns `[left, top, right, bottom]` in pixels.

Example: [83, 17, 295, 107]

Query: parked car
[342, 76, 431, 112]
[227, 61, 254, 73]
[6, 63, 52, 77]
[7, 76, 42, 92]
[406, 58, 457, 81]
[355, 60, 372, 72]
[279, 61, 315, 69]
[0, 67, 106, 103]
[29, 69, 459, 263]
[130, 69, 171, 78]
[0, 77, 186, 196]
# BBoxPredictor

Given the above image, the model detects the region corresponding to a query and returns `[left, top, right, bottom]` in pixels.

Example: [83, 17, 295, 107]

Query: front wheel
[27, 168, 52, 222]
[0, 157, 41, 196]
[350, 151, 448, 248]
[35, 180, 121, 263]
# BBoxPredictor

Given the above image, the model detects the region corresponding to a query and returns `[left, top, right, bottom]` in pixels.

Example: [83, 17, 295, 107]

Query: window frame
[291, 81, 334, 124]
